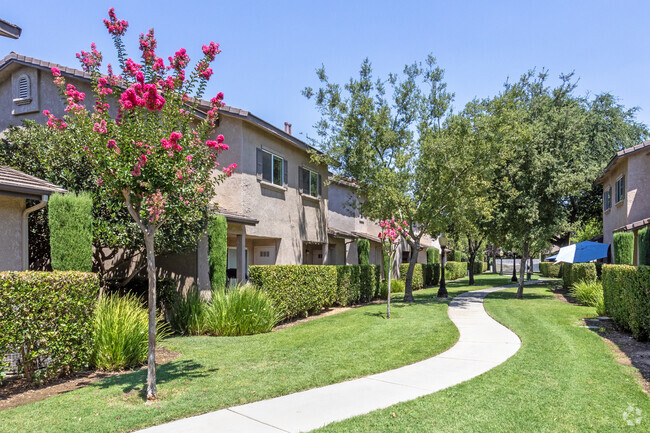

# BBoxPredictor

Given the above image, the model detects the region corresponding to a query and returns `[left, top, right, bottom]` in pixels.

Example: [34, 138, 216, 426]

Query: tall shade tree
[304, 56, 491, 301]
[43, 8, 234, 399]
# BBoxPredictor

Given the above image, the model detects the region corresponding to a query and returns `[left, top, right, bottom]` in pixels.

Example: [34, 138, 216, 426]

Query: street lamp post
[511, 249, 518, 282]
[437, 235, 448, 298]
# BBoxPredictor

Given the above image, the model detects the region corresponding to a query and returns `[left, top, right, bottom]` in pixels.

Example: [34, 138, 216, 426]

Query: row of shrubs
[603, 265, 650, 341]
[539, 261, 563, 278]
[472, 261, 488, 274]
[445, 261, 468, 280]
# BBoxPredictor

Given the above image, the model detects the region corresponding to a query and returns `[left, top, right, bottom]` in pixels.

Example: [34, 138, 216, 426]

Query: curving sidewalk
[137, 282, 529, 433]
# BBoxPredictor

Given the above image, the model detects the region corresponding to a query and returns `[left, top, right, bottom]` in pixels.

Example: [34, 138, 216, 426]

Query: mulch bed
[551, 284, 650, 394]
[0, 346, 180, 411]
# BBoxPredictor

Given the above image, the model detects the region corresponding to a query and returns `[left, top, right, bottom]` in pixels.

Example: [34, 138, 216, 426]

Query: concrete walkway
[138, 283, 528, 433]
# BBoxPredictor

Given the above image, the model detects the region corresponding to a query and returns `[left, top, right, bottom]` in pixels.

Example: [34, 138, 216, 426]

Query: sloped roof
[0, 166, 66, 199]
[0, 19, 21, 39]
[597, 141, 650, 183]
[0, 52, 320, 156]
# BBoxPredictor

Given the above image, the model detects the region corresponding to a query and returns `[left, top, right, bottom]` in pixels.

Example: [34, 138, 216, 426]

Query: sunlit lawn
[0, 274, 516, 432]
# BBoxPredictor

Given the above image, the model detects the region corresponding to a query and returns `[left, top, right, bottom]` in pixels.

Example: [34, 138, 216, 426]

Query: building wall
[601, 159, 629, 250]
[213, 117, 329, 265]
[626, 151, 650, 225]
[0, 195, 25, 271]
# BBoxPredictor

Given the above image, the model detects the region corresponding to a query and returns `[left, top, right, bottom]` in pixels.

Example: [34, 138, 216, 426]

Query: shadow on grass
[91, 359, 216, 401]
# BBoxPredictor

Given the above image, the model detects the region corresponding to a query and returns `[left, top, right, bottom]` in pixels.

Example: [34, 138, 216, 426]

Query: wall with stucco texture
[0, 195, 25, 271]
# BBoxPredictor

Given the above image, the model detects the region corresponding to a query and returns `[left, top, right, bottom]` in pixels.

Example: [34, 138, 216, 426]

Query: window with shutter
[301, 167, 320, 198]
[615, 176, 625, 204]
[603, 187, 612, 211]
[258, 149, 284, 186]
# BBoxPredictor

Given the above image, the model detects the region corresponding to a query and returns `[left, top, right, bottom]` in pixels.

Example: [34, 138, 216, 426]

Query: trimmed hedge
[562, 263, 598, 289]
[426, 248, 439, 264]
[358, 239, 370, 265]
[399, 263, 424, 290]
[208, 214, 228, 290]
[249, 265, 337, 320]
[539, 261, 563, 278]
[48, 193, 93, 272]
[613, 232, 634, 265]
[336, 265, 361, 306]
[603, 264, 650, 340]
[445, 261, 468, 280]
[472, 261, 488, 274]
[0, 271, 99, 382]
[423, 263, 440, 287]
[639, 227, 650, 266]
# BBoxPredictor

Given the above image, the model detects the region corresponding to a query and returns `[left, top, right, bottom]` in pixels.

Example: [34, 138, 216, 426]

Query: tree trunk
[492, 249, 497, 274]
[516, 243, 529, 299]
[387, 261, 392, 319]
[403, 238, 420, 302]
[527, 256, 533, 280]
[468, 253, 476, 285]
[144, 231, 157, 400]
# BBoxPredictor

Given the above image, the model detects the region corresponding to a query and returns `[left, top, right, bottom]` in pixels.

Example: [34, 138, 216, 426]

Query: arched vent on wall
[14, 74, 32, 105]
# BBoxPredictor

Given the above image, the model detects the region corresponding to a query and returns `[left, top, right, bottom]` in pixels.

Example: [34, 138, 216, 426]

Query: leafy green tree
[41, 8, 231, 399]
[570, 218, 603, 244]
[48, 193, 94, 272]
[305, 56, 491, 301]
[208, 214, 228, 290]
[357, 239, 370, 265]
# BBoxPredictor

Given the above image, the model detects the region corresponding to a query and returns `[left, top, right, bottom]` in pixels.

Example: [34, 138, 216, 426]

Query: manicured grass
[0, 274, 512, 432]
[316, 282, 650, 432]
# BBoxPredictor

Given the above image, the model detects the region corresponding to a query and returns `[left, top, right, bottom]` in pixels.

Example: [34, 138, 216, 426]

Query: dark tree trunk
[516, 243, 529, 299]
[403, 237, 420, 302]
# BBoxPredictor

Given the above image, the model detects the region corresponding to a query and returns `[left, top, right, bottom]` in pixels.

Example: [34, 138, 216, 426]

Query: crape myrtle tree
[304, 56, 491, 301]
[378, 218, 409, 318]
[43, 8, 235, 399]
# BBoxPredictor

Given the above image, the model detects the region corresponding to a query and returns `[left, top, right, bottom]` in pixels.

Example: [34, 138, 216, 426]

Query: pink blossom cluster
[139, 29, 158, 65]
[199, 67, 213, 80]
[76, 42, 103, 73]
[210, 92, 225, 107]
[206, 134, 228, 152]
[42, 110, 66, 130]
[223, 163, 237, 177]
[160, 132, 183, 151]
[169, 48, 189, 71]
[64, 84, 86, 114]
[95, 99, 110, 113]
[119, 81, 165, 111]
[103, 8, 129, 36]
[107, 139, 117, 149]
[124, 58, 142, 77]
[93, 119, 108, 134]
[145, 189, 166, 223]
[97, 77, 113, 96]
[202, 41, 221, 61]
[51, 67, 65, 86]
[378, 219, 410, 243]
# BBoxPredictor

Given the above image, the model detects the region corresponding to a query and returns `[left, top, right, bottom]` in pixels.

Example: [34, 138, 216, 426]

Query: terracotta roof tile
[597, 140, 650, 183]
[0, 166, 66, 197]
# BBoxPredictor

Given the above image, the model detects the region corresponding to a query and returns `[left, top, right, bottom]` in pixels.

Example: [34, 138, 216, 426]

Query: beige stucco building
[598, 141, 650, 264]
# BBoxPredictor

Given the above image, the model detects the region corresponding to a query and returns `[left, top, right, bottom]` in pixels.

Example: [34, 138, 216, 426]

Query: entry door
[227, 247, 248, 285]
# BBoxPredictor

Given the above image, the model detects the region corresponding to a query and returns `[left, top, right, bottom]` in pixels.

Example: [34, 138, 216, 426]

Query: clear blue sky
[2, 0, 649, 142]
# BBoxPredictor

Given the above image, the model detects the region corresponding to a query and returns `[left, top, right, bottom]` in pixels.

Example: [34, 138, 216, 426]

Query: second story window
[615, 175, 625, 204]
[603, 187, 612, 211]
[257, 148, 287, 187]
[299, 167, 321, 198]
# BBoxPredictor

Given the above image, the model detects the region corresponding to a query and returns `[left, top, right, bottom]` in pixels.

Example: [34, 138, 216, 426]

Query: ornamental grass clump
[379, 279, 405, 299]
[169, 288, 206, 336]
[91, 293, 169, 370]
[204, 285, 279, 336]
[570, 279, 605, 316]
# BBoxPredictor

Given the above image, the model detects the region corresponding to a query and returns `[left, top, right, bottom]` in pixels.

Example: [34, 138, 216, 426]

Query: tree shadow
[485, 290, 550, 301]
[90, 359, 216, 401]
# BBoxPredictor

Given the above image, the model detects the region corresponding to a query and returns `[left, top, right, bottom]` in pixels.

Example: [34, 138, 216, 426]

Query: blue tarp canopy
[554, 241, 609, 264]
[546, 254, 558, 261]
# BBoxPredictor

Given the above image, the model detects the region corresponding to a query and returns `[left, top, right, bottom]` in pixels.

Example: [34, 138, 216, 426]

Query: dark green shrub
[92, 293, 169, 370]
[249, 265, 337, 320]
[453, 251, 463, 262]
[208, 214, 228, 290]
[445, 261, 467, 280]
[639, 227, 650, 266]
[422, 263, 440, 286]
[603, 265, 650, 340]
[336, 265, 361, 306]
[431, 264, 440, 286]
[539, 261, 563, 278]
[399, 263, 424, 290]
[109, 276, 179, 320]
[359, 264, 379, 302]
[426, 248, 439, 264]
[204, 285, 279, 336]
[48, 193, 93, 272]
[0, 271, 99, 382]
[562, 263, 597, 289]
[472, 261, 488, 274]
[613, 232, 634, 265]
[358, 239, 370, 265]
[382, 250, 390, 280]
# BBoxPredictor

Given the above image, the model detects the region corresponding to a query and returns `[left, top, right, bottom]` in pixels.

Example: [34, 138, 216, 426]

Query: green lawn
[316, 281, 650, 432]
[0, 274, 513, 433]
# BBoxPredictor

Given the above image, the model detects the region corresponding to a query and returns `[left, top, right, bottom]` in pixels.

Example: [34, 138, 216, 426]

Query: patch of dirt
[273, 300, 385, 331]
[550, 283, 650, 395]
[0, 346, 180, 411]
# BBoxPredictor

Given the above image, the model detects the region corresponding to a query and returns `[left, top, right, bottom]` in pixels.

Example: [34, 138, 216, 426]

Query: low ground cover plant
[379, 279, 405, 299]
[205, 285, 279, 336]
[170, 288, 206, 336]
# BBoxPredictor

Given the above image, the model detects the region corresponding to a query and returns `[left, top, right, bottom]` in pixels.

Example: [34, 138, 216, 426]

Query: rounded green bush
[379, 279, 405, 299]
[204, 285, 280, 336]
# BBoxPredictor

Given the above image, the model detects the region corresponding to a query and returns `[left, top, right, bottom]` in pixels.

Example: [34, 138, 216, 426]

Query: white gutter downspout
[22, 195, 48, 270]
